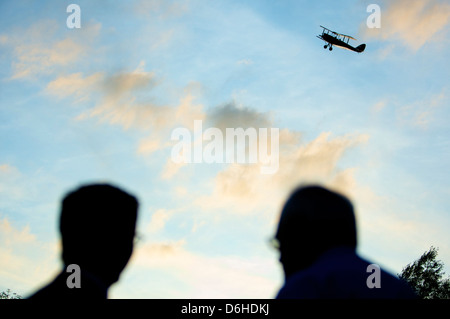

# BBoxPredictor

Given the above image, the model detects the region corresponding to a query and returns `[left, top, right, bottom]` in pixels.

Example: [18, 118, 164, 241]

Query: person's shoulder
[28, 271, 108, 299]
[28, 274, 65, 299]
[276, 267, 325, 299]
[277, 250, 418, 299]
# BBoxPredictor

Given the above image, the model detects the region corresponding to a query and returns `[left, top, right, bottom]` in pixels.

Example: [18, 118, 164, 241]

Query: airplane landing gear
[329, 46, 333, 51]
[324, 45, 328, 49]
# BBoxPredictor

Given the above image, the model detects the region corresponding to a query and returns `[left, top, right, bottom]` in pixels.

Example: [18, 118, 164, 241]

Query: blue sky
[1, 0, 450, 298]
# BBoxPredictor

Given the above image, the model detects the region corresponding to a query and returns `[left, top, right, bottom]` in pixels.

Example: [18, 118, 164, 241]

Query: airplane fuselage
[321, 33, 354, 50]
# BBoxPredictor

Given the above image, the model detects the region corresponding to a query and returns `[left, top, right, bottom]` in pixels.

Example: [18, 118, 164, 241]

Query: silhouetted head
[60, 183, 138, 287]
[275, 185, 357, 278]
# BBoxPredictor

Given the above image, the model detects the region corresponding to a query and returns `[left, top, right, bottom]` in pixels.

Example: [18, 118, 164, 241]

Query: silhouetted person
[274, 185, 416, 299]
[29, 183, 138, 299]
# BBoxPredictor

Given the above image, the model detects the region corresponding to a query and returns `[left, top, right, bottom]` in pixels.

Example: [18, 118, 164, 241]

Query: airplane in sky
[317, 26, 366, 53]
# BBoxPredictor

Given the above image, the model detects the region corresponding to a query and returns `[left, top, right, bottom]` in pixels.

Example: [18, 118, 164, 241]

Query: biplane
[317, 26, 366, 53]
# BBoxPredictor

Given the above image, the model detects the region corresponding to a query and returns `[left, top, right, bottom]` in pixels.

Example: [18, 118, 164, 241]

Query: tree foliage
[0, 289, 22, 299]
[399, 246, 450, 299]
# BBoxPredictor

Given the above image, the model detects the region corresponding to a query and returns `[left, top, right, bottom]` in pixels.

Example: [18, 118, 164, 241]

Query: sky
[0, 0, 449, 298]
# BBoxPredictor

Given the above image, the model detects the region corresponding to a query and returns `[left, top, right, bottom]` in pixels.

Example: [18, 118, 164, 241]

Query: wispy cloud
[0, 217, 36, 245]
[0, 215, 58, 295]
[363, 0, 450, 51]
[45, 72, 104, 102]
[74, 64, 171, 131]
[237, 59, 253, 65]
[0, 164, 25, 201]
[147, 209, 174, 233]
[371, 100, 388, 113]
[3, 20, 101, 80]
[195, 129, 369, 215]
[398, 90, 446, 129]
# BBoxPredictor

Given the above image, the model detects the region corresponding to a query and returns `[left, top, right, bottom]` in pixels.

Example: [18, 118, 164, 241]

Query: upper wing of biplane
[334, 32, 356, 41]
[319, 25, 357, 41]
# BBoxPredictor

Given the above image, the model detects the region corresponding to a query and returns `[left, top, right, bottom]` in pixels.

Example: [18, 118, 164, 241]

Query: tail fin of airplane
[356, 44, 366, 53]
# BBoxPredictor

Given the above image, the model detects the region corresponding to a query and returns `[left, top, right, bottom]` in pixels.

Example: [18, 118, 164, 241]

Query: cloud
[173, 89, 206, 130]
[42, 54, 372, 219]
[206, 101, 273, 130]
[45, 62, 208, 184]
[0, 34, 9, 45]
[0, 217, 36, 245]
[398, 90, 446, 129]
[161, 159, 187, 180]
[363, 0, 450, 51]
[137, 136, 162, 154]
[102, 62, 158, 99]
[12, 38, 82, 79]
[72, 64, 205, 156]
[0, 215, 59, 296]
[371, 100, 388, 113]
[43, 55, 370, 209]
[128, 240, 279, 298]
[0, 163, 15, 174]
[147, 209, 174, 233]
[133, 0, 189, 19]
[195, 124, 370, 215]
[134, 239, 187, 259]
[237, 59, 253, 65]
[76, 64, 172, 131]
[45, 72, 104, 102]
[0, 164, 25, 200]
[4, 20, 101, 80]
[68, 68, 369, 208]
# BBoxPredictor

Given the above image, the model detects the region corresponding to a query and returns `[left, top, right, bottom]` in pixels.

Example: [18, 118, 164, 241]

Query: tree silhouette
[399, 246, 450, 299]
[0, 289, 22, 299]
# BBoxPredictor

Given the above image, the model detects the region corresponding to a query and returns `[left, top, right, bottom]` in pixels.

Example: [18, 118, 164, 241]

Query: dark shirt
[276, 247, 417, 299]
